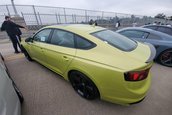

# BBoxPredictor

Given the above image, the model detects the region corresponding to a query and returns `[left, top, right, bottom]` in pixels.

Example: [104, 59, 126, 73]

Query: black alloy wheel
[69, 71, 99, 100]
[21, 46, 33, 61]
[158, 49, 172, 67]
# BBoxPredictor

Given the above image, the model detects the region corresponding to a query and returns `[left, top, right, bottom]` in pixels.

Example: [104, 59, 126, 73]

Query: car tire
[21, 46, 33, 61]
[12, 82, 24, 104]
[157, 49, 172, 67]
[69, 71, 99, 100]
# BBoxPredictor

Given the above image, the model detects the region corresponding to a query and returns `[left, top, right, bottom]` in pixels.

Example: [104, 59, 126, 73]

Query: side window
[34, 29, 51, 42]
[120, 30, 146, 38]
[157, 27, 172, 35]
[50, 29, 75, 48]
[75, 35, 95, 49]
[157, 27, 166, 33]
[147, 34, 162, 40]
[145, 26, 157, 30]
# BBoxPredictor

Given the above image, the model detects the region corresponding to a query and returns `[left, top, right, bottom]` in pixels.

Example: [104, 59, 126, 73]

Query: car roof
[117, 27, 162, 34]
[117, 27, 172, 40]
[143, 25, 172, 29]
[44, 24, 105, 34]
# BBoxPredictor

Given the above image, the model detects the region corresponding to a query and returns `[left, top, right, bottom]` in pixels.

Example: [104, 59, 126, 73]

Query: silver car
[0, 53, 23, 115]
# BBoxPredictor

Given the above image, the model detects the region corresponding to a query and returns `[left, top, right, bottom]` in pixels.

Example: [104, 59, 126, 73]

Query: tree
[154, 13, 166, 19]
[167, 16, 172, 21]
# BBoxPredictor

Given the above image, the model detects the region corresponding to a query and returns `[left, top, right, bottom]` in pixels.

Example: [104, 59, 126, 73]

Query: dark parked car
[116, 27, 172, 67]
[143, 25, 172, 36]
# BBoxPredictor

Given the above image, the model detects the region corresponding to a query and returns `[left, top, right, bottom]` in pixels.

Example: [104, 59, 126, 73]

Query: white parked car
[0, 53, 23, 115]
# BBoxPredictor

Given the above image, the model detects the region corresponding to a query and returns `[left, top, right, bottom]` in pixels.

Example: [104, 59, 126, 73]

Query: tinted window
[120, 30, 148, 39]
[92, 30, 137, 51]
[50, 29, 75, 48]
[157, 27, 172, 35]
[34, 29, 51, 42]
[75, 35, 94, 49]
[145, 26, 157, 30]
[147, 34, 162, 40]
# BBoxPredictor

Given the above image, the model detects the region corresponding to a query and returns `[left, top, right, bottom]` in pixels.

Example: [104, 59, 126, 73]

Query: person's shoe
[14, 51, 20, 54]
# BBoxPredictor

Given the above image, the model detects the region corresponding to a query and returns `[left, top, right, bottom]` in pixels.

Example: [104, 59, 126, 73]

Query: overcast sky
[1, 0, 172, 16]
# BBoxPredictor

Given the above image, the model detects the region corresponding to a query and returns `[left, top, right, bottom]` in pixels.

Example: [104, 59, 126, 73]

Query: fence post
[32, 5, 39, 25]
[58, 14, 61, 24]
[74, 14, 77, 23]
[63, 8, 67, 23]
[21, 12, 27, 25]
[87, 15, 89, 22]
[85, 10, 87, 23]
[55, 13, 58, 24]
[38, 12, 42, 25]
[6, 5, 10, 16]
[72, 14, 74, 23]
[101, 11, 104, 24]
[11, 0, 18, 16]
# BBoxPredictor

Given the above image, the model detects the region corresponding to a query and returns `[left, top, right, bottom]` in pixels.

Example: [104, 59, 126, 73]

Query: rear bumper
[101, 92, 147, 106]
[129, 97, 145, 105]
[99, 67, 151, 106]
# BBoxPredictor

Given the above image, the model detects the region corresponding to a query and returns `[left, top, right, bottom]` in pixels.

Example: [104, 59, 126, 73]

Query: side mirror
[25, 37, 33, 42]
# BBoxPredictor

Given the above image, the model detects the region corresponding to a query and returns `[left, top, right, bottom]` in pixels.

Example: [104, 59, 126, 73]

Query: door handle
[63, 56, 69, 61]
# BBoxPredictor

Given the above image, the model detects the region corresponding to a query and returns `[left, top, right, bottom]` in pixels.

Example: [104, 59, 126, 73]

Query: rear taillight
[124, 68, 150, 81]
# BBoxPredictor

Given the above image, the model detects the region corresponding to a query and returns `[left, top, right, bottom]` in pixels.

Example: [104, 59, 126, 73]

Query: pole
[101, 11, 104, 24]
[21, 12, 26, 25]
[38, 12, 42, 25]
[6, 5, 11, 16]
[32, 5, 39, 25]
[63, 8, 67, 23]
[55, 13, 59, 24]
[72, 14, 74, 23]
[85, 10, 87, 23]
[58, 14, 61, 24]
[11, 0, 18, 16]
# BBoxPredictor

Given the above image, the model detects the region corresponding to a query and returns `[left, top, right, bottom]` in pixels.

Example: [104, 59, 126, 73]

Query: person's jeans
[9, 35, 21, 52]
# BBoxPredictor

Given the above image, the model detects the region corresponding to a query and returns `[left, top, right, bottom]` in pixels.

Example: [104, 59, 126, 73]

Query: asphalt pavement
[0, 43, 172, 115]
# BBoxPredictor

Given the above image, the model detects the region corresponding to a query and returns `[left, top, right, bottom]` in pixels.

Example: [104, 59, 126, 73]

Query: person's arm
[1, 22, 5, 31]
[10, 21, 25, 28]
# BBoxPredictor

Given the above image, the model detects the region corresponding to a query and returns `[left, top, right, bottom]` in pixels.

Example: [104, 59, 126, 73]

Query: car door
[43, 29, 76, 75]
[119, 30, 148, 42]
[29, 29, 52, 64]
[144, 33, 163, 49]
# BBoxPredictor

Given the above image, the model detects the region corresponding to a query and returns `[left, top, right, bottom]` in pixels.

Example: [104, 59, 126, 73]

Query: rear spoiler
[144, 42, 156, 63]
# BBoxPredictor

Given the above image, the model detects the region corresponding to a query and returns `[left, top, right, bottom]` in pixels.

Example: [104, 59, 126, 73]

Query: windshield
[92, 30, 137, 51]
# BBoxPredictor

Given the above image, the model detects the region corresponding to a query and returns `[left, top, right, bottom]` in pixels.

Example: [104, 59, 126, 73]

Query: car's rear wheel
[158, 49, 172, 67]
[21, 46, 33, 61]
[12, 82, 24, 104]
[69, 71, 99, 100]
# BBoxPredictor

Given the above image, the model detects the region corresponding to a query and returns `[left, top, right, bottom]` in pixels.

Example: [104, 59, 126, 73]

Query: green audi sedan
[21, 24, 156, 105]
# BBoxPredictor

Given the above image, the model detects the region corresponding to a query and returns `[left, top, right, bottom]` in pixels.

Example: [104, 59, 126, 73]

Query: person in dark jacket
[15, 27, 22, 42]
[1, 16, 25, 53]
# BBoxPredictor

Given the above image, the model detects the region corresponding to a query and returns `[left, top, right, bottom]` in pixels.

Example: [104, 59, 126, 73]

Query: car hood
[76, 42, 155, 71]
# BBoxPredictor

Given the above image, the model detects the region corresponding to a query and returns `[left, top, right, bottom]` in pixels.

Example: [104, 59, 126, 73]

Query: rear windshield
[91, 30, 137, 51]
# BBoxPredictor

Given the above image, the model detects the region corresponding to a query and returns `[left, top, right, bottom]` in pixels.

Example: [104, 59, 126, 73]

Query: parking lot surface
[0, 43, 172, 115]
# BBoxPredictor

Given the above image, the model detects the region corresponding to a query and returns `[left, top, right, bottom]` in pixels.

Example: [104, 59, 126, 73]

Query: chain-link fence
[0, 4, 172, 32]
[1, 5, 172, 26]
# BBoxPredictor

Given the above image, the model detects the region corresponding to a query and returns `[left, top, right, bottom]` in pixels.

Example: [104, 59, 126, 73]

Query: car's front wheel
[69, 71, 99, 100]
[158, 49, 172, 67]
[21, 46, 33, 61]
